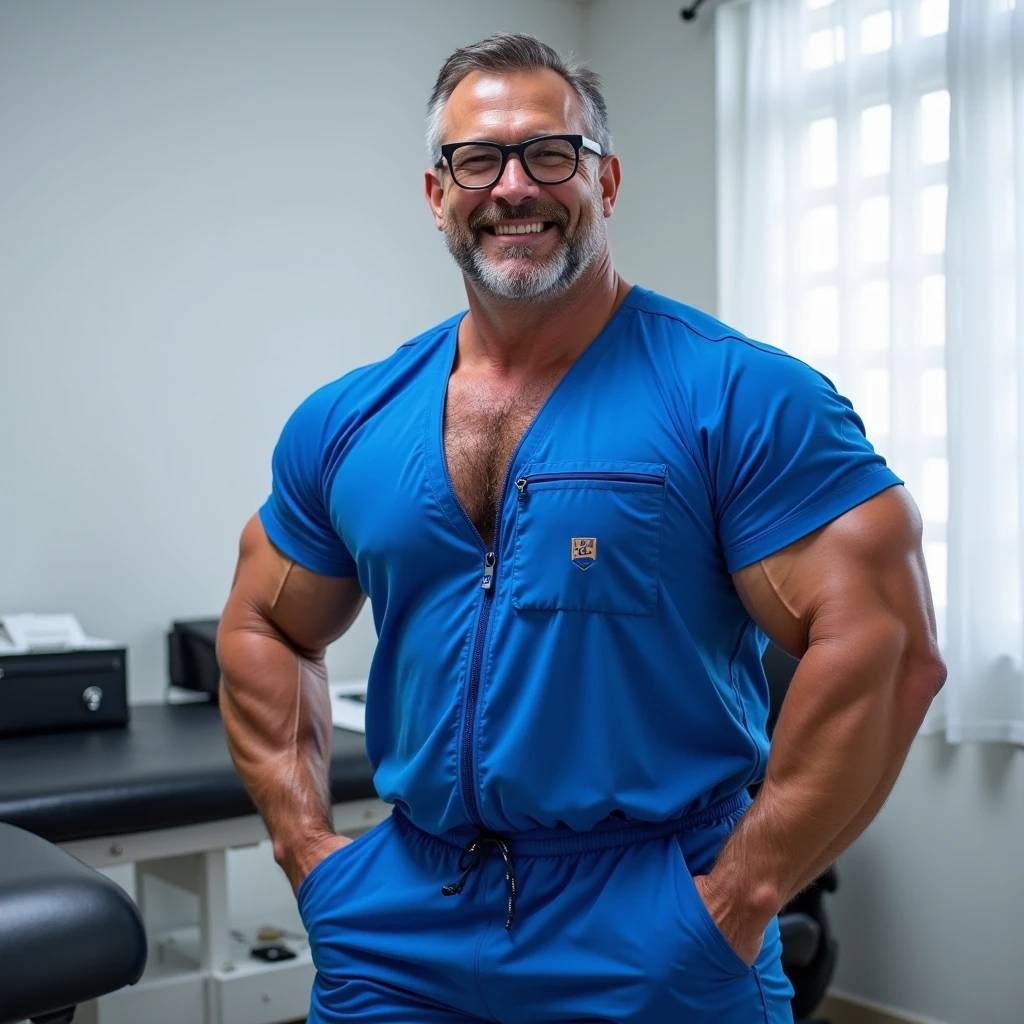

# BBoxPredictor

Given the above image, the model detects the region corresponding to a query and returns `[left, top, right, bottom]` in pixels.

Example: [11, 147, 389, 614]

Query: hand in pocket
[285, 832, 353, 896]
[692, 874, 766, 968]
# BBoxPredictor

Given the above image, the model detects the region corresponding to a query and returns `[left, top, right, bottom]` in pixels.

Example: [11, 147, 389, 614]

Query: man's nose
[490, 155, 540, 206]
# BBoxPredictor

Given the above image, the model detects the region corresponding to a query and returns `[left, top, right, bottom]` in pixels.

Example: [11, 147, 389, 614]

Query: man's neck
[457, 254, 632, 377]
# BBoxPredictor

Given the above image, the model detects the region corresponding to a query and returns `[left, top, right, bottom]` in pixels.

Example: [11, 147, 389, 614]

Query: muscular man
[218, 33, 945, 1024]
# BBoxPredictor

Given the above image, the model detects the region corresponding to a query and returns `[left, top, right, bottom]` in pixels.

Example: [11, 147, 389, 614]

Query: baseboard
[818, 990, 952, 1024]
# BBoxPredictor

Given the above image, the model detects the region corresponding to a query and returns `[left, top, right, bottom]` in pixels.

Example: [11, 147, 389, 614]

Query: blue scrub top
[260, 287, 902, 836]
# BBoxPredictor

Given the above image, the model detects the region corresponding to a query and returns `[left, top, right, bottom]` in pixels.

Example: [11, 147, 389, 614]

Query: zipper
[480, 551, 496, 591]
[515, 470, 664, 498]
[442, 474, 514, 827]
[460, 550, 495, 822]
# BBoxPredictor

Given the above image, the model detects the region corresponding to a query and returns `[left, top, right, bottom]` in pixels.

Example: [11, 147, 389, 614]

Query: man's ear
[424, 167, 445, 230]
[600, 155, 622, 219]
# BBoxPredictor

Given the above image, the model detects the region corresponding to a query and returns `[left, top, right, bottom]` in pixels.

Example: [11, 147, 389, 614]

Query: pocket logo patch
[571, 537, 597, 570]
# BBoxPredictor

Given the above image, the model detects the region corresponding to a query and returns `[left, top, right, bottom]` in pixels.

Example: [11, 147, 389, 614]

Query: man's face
[425, 69, 617, 301]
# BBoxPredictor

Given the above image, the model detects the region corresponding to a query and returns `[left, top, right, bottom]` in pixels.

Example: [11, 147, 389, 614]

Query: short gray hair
[425, 33, 612, 162]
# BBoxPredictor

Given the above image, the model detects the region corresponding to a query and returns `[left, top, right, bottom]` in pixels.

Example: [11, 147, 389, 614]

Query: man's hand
[693, 872, 773, 968]
[280, 830, 353, 896]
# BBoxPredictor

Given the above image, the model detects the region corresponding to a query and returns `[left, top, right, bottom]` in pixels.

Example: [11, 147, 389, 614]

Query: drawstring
[441, 832, 518, 931]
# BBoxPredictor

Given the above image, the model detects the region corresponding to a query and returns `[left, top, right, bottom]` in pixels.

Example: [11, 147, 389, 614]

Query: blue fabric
[261, 285, 901, 838]
[297, 804, 795, 1023]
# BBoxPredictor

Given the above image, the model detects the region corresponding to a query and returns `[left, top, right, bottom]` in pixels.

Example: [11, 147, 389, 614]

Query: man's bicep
[225, 514, 365, 656]
[731, 485, 941, 664]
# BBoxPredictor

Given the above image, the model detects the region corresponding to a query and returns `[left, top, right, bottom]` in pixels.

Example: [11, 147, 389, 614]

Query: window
[719, 0, 952, 648]
[720, 0, 1024, 743]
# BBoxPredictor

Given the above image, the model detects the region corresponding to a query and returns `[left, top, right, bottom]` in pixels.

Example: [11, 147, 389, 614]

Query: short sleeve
[259, 388, 358, 578]
[707, 344, 903, 573]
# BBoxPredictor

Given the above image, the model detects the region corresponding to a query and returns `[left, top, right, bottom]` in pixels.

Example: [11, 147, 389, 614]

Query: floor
[815, 996, 920, 1024]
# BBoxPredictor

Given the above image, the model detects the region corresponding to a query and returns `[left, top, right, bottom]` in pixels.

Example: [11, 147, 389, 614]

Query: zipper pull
[480, 551, 496, 590]
[515, 478, 528, 500]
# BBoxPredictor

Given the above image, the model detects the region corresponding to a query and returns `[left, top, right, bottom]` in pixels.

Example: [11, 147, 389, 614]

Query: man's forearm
[708, 624, 943, 925]
[785, 676, 926, 896]
[218, 623, 336, 863]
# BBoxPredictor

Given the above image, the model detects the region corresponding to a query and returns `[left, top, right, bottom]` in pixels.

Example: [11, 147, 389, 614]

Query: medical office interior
[1, 1, 1021, 1023]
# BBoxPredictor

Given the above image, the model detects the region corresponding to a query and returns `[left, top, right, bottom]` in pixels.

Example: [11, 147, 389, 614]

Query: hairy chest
[443, 373, 559, 545]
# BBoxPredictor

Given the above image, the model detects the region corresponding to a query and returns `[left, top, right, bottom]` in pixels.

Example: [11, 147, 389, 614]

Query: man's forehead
[442, 68, 582, 142]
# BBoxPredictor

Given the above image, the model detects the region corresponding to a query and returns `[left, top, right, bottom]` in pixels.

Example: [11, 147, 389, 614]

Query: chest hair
[443, 373, 561, 546]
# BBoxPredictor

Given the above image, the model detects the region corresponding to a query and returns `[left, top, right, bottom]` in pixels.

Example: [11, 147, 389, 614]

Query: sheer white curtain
[719, 0, 1024, 743]
[942, 0, 1024, 743]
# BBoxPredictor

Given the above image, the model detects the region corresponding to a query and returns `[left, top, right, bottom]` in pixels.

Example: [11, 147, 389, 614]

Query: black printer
[0, 615, 128, 739]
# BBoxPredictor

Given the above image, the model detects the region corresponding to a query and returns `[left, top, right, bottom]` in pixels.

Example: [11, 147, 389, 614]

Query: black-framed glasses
[436, 134, 604, 190]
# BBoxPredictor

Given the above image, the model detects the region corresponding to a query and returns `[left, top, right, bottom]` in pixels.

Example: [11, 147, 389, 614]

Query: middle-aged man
[218, 33, 945, 1024]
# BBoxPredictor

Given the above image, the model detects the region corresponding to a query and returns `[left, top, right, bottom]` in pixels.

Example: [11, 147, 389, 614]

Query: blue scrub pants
[297, 794, 794, 1023]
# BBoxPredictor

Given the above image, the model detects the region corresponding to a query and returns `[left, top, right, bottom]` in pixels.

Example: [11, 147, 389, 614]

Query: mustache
[468, 204, 568, 232]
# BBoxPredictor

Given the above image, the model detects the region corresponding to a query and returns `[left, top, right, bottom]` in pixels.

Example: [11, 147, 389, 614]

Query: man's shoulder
[625, 287, 823, 380]
[625, 288, 775, 354]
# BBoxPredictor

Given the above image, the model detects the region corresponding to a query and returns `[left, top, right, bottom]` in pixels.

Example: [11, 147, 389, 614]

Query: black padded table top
[0, 703, 377, 844]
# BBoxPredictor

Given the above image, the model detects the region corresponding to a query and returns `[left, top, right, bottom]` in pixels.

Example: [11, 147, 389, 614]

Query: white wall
[583, 0, 718, 312]
[0, 0, 584, 701]
[828, 736, 1024, 1024]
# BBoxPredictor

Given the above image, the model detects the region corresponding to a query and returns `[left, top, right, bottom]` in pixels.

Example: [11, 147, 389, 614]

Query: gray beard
[444, 214, 606, 301]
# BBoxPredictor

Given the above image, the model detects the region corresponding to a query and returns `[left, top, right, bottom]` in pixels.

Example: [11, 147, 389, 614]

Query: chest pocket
[510, 461, 667, 616]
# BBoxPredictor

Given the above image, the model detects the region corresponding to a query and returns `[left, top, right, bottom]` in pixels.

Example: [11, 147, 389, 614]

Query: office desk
[0, 703, 388, 1024]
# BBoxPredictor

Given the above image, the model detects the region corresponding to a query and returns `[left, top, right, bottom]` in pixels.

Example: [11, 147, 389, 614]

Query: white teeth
[493, 222, 547, 235]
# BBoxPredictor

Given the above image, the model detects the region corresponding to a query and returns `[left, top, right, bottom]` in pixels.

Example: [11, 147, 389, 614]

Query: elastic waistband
[395, 792, 749, 857]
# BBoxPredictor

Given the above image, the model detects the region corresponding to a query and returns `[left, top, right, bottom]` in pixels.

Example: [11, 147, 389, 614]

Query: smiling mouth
[481, 221, 557, 237]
